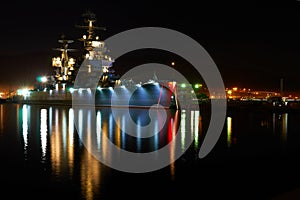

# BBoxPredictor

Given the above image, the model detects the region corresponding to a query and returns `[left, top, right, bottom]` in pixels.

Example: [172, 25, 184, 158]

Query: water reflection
[227, 117, 232, 147]
[281, 113, 288, 144]
[275, 113, 288, 149]
[8, 103, 298, 198]
[16, 105, 213, 198]
[191, 110, 200, 149]
[226, 112, 290, 149]
[80, 148, 101, 200]
[271, 113, 288, 146]
[22, 105, 29, 159]
[40, 108, 47, 161]
[50, 106, 76, 178]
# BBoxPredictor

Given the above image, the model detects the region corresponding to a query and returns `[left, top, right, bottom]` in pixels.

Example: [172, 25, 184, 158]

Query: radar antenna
[76, 11, 106, 41]
[52, 34, 77, 52]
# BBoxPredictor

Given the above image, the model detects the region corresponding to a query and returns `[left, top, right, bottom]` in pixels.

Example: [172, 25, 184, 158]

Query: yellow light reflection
[227, 117, 232, 147]
[68, 108, 74, 175]
[115, 116, 121, 148]
[281, 113, 288, 145]
[80, 148, 101, 200]
[101, 119, 108, 163]
[51, 107, 75, 178]
[51, 108, 61, 176]
[86, 110, 92, 153]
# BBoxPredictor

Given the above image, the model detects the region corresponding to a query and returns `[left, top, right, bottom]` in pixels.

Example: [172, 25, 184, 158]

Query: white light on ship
[116, 80, 121, 85]
[92, 41, 101, 48]
[96, 36, 99, 40]
[83, 35, 87, 40]
[69, 88, 74, 93]
[68, 58, 75, 65]
[103, 66, 108, 73]
[17, 88, 30, 97]
[102, 76, 108, 81]
[41, 76, 48, 83]
[52, 57, 62, 67]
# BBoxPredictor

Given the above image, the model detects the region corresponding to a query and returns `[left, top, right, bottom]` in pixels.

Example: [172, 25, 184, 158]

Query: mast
[76, 11, 120, 88]
[52, 34, 77, 85]
[76, 11, 106, 52]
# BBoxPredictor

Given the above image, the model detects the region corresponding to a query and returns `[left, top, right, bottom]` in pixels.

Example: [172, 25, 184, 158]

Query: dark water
[1, 103, 300, 199]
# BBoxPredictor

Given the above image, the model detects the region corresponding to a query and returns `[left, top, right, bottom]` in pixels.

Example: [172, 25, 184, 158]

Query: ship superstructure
[75, 11, 120, 88]
[14, 11, 177, 109]
[50, 11, 120, 91]
[52, 34, 77, 88]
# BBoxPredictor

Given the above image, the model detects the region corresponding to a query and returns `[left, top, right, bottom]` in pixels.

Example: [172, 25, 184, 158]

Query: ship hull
[94, 84, 175, 108]
[15, 83, 177, 109]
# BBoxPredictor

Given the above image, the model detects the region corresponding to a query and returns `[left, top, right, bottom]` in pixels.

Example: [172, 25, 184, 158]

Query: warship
[14, 12, 178, 109]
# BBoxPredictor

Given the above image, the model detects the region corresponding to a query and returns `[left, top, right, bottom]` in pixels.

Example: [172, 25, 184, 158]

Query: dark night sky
[1, 1, 300, 94]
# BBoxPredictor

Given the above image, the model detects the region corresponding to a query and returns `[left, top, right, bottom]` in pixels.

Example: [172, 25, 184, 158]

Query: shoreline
[4, 99, 300, 114]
